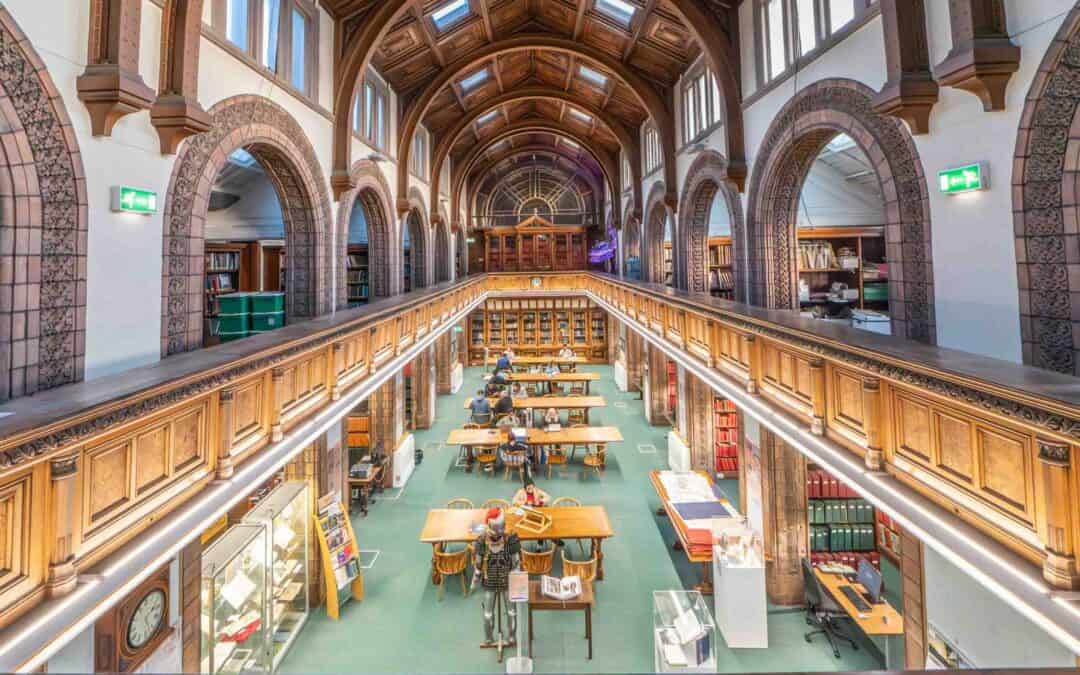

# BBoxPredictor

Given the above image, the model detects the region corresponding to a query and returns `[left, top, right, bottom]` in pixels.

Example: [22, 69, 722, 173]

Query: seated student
[510, 382, 528, 399]
[485, 379, 505, 397]
[469, 390, 492, 419]
[542, 407, 560, 428]
[490, 369, 510, 385]
[512, 475, 551, 507]
[495, 351, 512, 373]
[493, 390, 514, 417]
[505, 347, 516, 361]
[558, 344, 575, 359]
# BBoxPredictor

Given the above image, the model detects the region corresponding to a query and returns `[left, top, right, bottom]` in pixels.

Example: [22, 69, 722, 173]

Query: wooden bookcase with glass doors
[467, 298, 608, 363]
[483, 216, 588, 272]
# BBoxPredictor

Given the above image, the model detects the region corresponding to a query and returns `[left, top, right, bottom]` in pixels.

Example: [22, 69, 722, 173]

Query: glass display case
[243, 481, 310, 669]
[653, 590, 717, 673]
[201, 524, 270, 675]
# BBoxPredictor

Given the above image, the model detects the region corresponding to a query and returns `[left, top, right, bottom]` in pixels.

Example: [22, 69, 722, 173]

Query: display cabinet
[482, 215, 588, 271]
[466, 297, 609, 363]
[653, 590, 717, 673]
[201, 524, 270, 675]
[242, 481, 310, 669]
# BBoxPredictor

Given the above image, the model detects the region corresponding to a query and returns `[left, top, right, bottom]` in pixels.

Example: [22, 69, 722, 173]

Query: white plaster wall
[205, 172, 286, 240]
[924, 546, 1076, 668]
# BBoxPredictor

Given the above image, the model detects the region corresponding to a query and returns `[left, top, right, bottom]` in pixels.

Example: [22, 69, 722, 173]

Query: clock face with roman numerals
[126, 589, 165, 650]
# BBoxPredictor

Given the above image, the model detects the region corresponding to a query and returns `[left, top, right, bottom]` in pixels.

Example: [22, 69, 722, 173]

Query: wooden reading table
[527, 580, 594, 659]
[489, 371, 601, 393]
[463, 395, 606, 424]
[485, 355, 586, 371]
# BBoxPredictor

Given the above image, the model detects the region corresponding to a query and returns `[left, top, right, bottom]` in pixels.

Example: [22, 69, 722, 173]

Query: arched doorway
[403, 209, 429, 293]
[161, 96, 332, 355]
[455, 228, 467, 278]
[622, 200, 642, 281]
[746, 79, 934, 343]
[0, 9, 88, 399]
[336, 160, 396, 304]
[435, 221, 451, 283]
[1013, 6, 1080, 374]
[678, 150, 743, 298]
[643, 184, 668, 284]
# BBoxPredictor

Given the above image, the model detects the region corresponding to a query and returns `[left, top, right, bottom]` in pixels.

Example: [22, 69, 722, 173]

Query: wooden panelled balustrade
[0, 271, 1077, 630]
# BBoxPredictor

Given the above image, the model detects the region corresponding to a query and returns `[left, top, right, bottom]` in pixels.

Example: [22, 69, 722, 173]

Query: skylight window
[569, 109, 592, 123]
[432, 0, 469, 31]
[579, 65, 609, 87]
[595, 0, 636, 26]
[826, 134, 856, 154]
[477, 110, 498, 124]
[460, 68, 489, 91]
[562, 138, 579, 148]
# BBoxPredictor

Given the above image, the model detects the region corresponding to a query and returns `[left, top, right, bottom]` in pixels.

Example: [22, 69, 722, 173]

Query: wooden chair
[561, 550, 598, 600]
[583, 444, 606, 480]
[482, 498, 512, 510]
[445, 498, 474, 509]
[521, 544, 556, 576]
[568, 423, 590, 461]
[433, 544, 472, 601]
[476, 449, 498, 478]
[459, 424, 481, 470]
[569, 381, 586, 396]
[471, 411, 493, 427]
[546, 445, 569, 479]
[501, 447, 529, 482]
[567, 408, 586, 426]
[552, 497, 587, 556]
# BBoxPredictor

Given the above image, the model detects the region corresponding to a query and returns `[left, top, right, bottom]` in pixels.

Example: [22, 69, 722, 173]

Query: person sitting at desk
[494, 351, 512, 373]
[485, 379, 505, 397]
[512, 474, 550, 507]
[490, 369, 510, 386]
[493, 390, 514, 418]
[510, 382, 527, 399]
[505, 347, 516, 360]
[542, 407, 561, 428]
[469, 390, 492, 420]
[558, 344, 575, 359]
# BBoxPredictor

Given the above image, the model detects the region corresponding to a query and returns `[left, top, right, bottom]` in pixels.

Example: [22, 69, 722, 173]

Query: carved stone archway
[678, 150, 745, 296]
[403, 188, 430, 292]
[643, 182, 669, 284]
[1013, 6, 1080, 374]
[161, 95, 332, 355]
[746, 79, 935, 343]
[0, 8, 88, 399]
[434, 213, 451, 283]
[336, 160, 396, 299]
[455, 228, 467, 278]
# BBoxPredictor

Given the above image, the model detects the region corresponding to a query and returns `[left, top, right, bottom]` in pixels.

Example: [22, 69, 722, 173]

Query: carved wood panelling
[760, 342, 814, 414]
[0, 477, 28, 590]
[826, 366, 869, 446]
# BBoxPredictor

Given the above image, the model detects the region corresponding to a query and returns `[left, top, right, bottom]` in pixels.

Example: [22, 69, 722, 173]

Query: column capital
[1037, 439, 1071, 468]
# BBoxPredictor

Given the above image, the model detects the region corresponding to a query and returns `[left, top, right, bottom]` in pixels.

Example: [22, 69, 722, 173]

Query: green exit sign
[452, 325, 464, 333]
[111, 186, 158, 214]
[938, 163, 988, 195]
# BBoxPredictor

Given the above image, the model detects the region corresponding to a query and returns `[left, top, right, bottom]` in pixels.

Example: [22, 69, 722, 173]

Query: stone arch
[622, 199, 642, 280]
[746, 79, 935, 343]
[455, 228, 467, 278]
[403, 187, 430, 291]
[434, 220, 451, 283]
[643, 182, 669, 284]
[677, 150, 745, 297]
[1013, 6, 1080, 374]
[0, 8, 88, 400]
[336, 159, 396, 299]
[161, 95, 332, 356]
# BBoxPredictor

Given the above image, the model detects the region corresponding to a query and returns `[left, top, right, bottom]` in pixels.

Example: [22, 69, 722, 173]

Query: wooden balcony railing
[0, 270, 1077, 634]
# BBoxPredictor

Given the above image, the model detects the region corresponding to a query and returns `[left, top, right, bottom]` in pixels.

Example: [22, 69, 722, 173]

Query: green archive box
[250, 311, 285, 331]
[250, 292, 285, 313]
[217, 314, 248, 334]
[216, 292, 251, 315]
[219, 329, 249, 343]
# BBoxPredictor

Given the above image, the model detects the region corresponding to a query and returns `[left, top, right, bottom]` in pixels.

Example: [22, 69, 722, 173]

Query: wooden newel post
[271, 367, 285, 442]
[217, 389, 236, 479]
[742, 334, 760, 394]
[46, 453, 81, 597]
[331, 342, 344, 401]
[809, 359, 826, 435]
[1037, 440, 1080, 590]
[861, 377, 884, 470]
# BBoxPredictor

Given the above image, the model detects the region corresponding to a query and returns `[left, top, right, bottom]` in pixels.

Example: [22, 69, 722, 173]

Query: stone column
[625, 328, 644, 392]
[760, 429, 809, 605]
[684, 370, 716, 472]
[46, 453, 81, 597]
[370, 374, 404, 488]
[180, 539, 202, 673]
[644, 344, 669, 425]
[412, 346, 436, 429]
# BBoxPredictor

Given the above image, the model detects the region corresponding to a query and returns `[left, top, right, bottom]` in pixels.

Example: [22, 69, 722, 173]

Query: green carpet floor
[279, 365, 885, 673]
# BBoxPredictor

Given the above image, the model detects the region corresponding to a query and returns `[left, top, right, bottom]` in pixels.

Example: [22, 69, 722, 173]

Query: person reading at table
[470, 390, 492, 421]
[558, 344, 574, 359]
[485, 379, 504, 397]
[493, 390, 514, 418]
[512, 474, 550, 507]
[510, 382, 527, 399]
[494, 351, 512, 373]
[542, 407, 560, 428]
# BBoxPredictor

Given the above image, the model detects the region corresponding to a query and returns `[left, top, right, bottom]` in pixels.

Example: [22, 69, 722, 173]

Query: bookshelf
[205, 243, 244, 319]
[713, 397, 739, 478]
[663, 241, 674, 287]
[346, 244, 370, 306]
[482, 215, 588, 272]
[666, 360, 677, 422]
[466, 298, 608, 364]
[707, 236, 735, 299]
[796, 227, 888, 315]
[403, 244, 412, 293]
[806, 464, 886, 571]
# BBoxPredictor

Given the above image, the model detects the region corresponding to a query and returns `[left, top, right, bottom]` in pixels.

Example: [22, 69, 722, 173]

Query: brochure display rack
[314, 499, 364, 619]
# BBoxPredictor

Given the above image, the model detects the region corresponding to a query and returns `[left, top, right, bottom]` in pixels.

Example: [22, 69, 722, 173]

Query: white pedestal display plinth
[713, 545, 768, 648]
[614, 360, 628, 392]
[450, 362, 464, 394]
[393, 433, 415, 487]
[667, 431, 690, 473]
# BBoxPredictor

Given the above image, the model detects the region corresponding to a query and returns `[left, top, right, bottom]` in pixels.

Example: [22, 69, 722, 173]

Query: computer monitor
[857, 558, 883, 604]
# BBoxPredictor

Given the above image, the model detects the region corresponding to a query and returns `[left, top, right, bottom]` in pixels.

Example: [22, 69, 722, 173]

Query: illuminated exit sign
[110, 186, 158, 214]
[938, 163, 988, 195]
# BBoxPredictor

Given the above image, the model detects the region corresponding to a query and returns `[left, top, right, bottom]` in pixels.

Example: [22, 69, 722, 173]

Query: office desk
[463, 395, 607, 423]
[495, 372, 601, 393]
[814, 567, 903, 668]
[528, 580, 594, 659]
[419, 506, 613, 580]
[486, 356, 586, 370]
[348, 466, 384, 516]
[446, 426, 623, 447]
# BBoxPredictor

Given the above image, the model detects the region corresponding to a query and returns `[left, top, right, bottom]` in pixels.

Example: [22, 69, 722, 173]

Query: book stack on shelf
[663, 242, 674, 287]
[807, 466, 881, 570]
[877, 509, 902, 562]
[346, 246, 369, 306]
[799, 240, 838, 270]
[314, 499, 363, 620]
[707, 237, 735, 299]
[796, 227, 889, 317]
[713, 398, 739, 477]
[666, 361, 677, 421]
[467, 298, 608, 362]
[205, 248, 242, 317]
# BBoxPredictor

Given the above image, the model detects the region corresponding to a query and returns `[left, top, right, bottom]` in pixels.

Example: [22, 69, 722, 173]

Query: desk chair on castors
[801, 558, 858, 657]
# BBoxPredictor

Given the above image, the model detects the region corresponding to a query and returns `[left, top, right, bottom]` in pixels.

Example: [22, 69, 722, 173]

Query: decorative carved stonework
[934, 0, 1020, 112]
[677, 151, 745, 297]
[152, 0, 210, 153]
[50, 454, 80, 479]
[77, 0, 155, 136]
[1012, 6, 1080, 375]
[0, 9, 88, 399]
[643, 183, 669, 285]
[746, 79, 935, 345]
[1037, 440, 1071, 468]
[160, 96, 332, 356]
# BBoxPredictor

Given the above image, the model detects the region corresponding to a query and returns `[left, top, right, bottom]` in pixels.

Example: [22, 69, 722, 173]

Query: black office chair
[801, 558, 858, 657]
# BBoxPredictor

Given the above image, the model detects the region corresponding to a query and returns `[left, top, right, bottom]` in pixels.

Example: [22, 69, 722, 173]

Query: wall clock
[95, 565, 173, 673]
